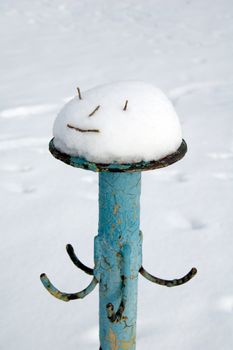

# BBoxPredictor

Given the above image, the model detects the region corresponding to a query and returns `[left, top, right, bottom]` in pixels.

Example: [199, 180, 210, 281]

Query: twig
[123, 100, 128, 111]
[89, 105, 100, 117]
[77, 87, 82, 100]
[67, 124, 100, 133]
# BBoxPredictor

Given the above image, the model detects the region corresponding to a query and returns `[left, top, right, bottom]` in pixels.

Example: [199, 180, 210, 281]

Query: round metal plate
[49, 138, 187, 173]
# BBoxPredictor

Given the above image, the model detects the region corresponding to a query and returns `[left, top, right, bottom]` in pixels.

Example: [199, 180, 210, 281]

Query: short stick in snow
[77, 87, 82, 100]
[123, 99, 128, 111]
[89, 105, 100, 117]
[67, 124, 100, 133]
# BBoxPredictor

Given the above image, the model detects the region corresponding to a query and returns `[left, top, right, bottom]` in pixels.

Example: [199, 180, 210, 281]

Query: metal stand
[40, 139, 197, 349]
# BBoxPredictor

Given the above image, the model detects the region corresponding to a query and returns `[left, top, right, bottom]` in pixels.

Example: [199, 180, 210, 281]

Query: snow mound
[53, 81, 182, 163]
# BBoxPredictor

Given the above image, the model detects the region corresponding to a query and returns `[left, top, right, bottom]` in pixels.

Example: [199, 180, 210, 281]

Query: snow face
[53, 81, 182, 163]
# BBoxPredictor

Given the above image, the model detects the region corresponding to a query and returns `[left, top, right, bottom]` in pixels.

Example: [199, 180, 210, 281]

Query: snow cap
[53, 81, 182, 163]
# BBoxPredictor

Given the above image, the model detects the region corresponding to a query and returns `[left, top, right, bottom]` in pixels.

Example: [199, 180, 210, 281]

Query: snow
[1, 1, 233, 350]
[53, 81, 182, 163]
[0, 104, 58, 119]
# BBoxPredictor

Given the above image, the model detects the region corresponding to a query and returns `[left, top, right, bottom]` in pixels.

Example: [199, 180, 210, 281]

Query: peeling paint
[41, 138, 192, 350]
[117, 218, 121, 225]
[49, 138, 187, 173]
[114, 204, 120, 215]
[118, 336, 136, 350]
[106, 328, 136, 350]
[97, 172, 142, 349]
[107, 328, 118, 350]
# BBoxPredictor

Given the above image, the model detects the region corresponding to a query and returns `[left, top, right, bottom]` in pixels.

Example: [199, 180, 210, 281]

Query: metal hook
[40, 273, 98, 302]
[66, 244, 94, 276]
[106, 275, 126, 323]
[106, 301, 125, 323]
[139, 266, 197, 287]
[106, 245, 131, 323]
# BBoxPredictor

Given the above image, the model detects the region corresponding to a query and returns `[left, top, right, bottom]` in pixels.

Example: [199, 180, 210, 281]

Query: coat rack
[40, 138, 197, 350]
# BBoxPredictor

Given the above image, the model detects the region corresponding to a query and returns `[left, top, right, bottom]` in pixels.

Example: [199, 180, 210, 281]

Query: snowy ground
[1, 0, 233, 349]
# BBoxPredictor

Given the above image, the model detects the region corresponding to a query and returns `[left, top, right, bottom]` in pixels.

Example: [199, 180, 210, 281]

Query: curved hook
[106, 245, 131, 323]
[66, 244, 94, 276]
[40, 273, 98, 302]
[106, 275, 126, 323]
[139, 266, 197, 287]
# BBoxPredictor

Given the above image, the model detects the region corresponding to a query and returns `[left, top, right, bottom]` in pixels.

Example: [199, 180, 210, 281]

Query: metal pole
[95, 172, 142, 349]
[40, 138, 197, 349]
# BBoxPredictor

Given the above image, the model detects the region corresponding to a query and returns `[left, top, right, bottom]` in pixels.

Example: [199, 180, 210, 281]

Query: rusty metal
[40, 138, 197, 350]
[40, 273, 98, 302]
[49, 138, 187, 173]
[139, 266, 197, 287]
[66, 244, 94, 276]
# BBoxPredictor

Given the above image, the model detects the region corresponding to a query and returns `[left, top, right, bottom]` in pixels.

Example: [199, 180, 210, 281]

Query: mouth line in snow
[67, 124, 100, 133]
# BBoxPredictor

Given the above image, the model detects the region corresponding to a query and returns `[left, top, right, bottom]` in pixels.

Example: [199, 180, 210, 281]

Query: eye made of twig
[77, 87, 82, 100]
[67, 124, 100, 133]
[89, 105, 100, 117]
[123, 100, 128, 111]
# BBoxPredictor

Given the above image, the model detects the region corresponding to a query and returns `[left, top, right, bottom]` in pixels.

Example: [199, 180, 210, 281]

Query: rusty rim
[49, 138, 187, 173]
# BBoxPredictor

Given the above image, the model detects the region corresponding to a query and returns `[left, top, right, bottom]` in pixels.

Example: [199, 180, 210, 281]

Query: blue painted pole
[40, 139, 197, 349]
[94, 172, 142, 349]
